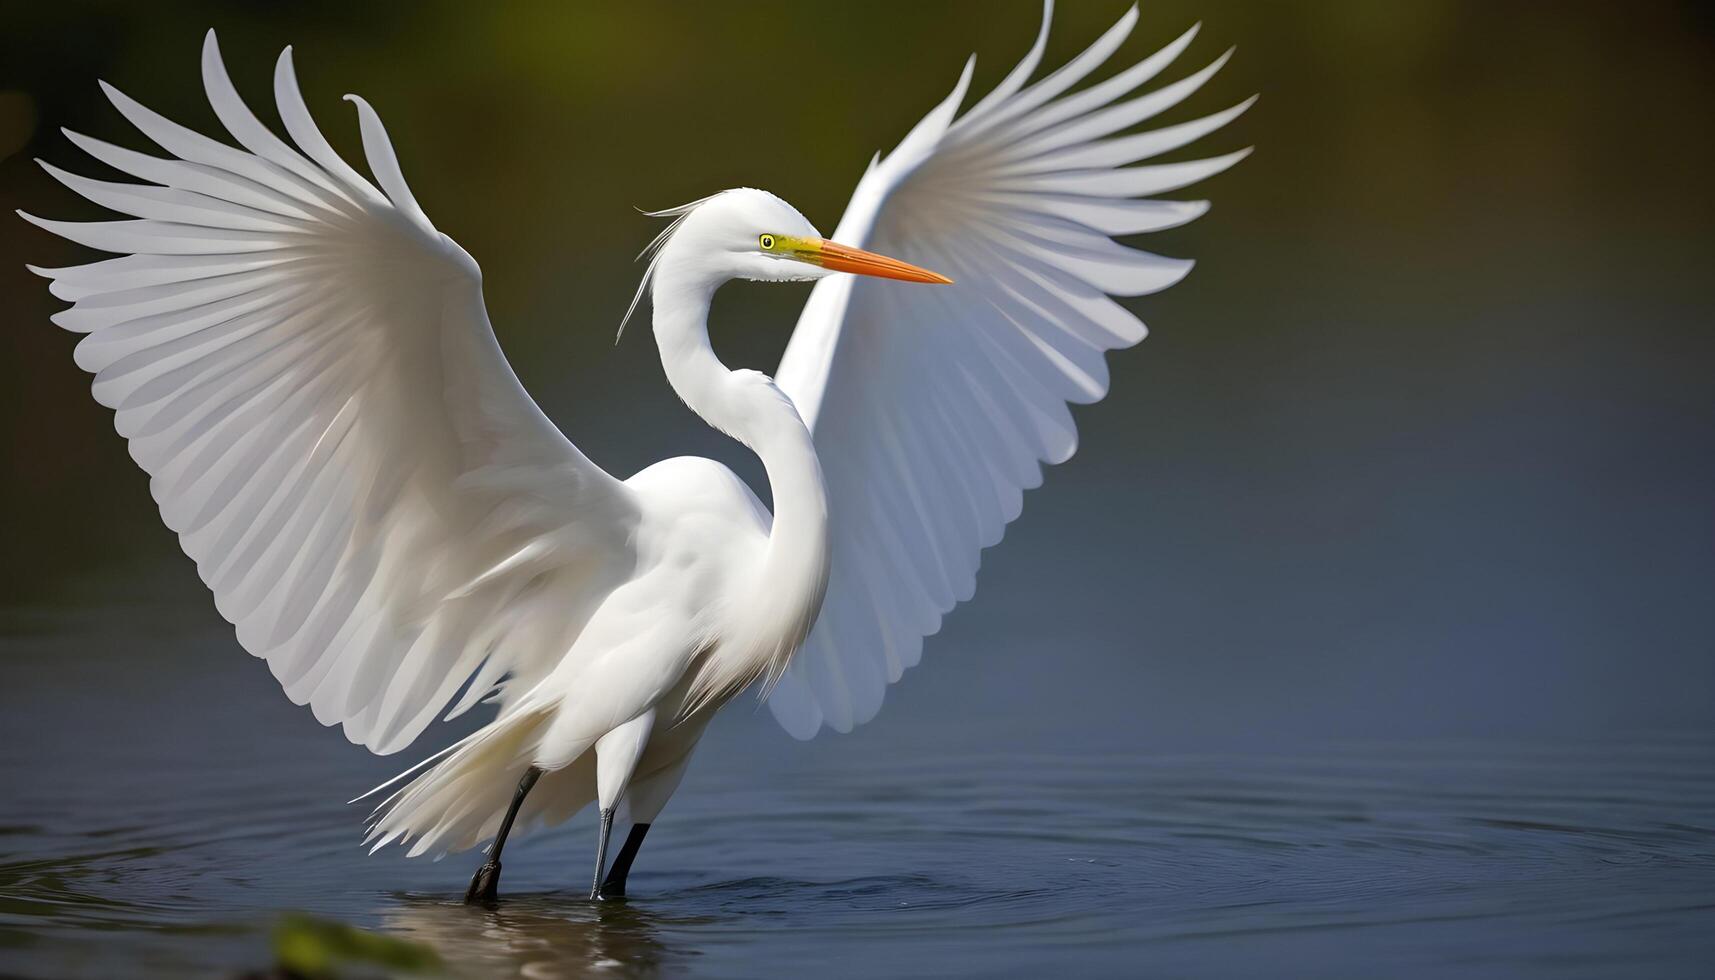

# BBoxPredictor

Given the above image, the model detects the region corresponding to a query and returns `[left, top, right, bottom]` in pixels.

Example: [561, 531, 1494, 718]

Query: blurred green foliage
[271, 913, 442, 978]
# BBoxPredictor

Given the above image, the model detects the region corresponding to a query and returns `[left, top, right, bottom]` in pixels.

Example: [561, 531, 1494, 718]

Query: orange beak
[815, 240, 953, 285]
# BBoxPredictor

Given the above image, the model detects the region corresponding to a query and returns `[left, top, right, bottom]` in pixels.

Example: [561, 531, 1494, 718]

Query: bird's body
[366, 191, 843, 870]
[22, 1, 1248, 900]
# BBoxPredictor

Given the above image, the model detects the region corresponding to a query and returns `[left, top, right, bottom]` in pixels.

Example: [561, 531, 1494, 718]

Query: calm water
[2, 603, 1712, 979]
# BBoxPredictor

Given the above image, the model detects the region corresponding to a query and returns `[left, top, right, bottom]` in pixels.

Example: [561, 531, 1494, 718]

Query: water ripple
[2, 635, 1711, 978]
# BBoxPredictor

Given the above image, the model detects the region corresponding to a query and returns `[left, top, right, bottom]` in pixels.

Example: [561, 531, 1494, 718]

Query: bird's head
[619, 188, 950, 338]
[672, 188, 952, 286]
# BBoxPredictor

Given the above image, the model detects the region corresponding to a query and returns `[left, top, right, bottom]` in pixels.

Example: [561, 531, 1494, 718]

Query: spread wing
[22, 32, 640, 755]
[768, 3, 1251, 737]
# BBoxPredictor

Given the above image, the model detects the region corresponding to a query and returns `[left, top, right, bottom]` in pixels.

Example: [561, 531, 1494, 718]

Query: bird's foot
[465, 861, 502, 906]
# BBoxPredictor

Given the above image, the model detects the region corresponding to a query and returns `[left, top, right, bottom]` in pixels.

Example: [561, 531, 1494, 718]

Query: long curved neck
[651, 262, 830, 699]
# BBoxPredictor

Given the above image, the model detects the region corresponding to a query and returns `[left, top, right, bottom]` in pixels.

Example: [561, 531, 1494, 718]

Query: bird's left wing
[769, 4, 1250, 737]
[22, 33, 641, 755]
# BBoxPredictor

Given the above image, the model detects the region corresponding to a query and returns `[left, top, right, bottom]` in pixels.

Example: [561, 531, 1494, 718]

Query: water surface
[2, 605, 1711, 978]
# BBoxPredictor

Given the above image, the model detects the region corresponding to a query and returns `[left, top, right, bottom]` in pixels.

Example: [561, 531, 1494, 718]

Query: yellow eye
[759, 234, 776, 250]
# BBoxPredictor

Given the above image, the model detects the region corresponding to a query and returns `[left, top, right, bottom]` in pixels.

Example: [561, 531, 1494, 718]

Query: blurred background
[3, 0, 1709, 744]
[3, 3, 1713, 977]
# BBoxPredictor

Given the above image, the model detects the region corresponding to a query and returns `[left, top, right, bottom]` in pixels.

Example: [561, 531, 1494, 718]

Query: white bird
[21, 2, 1248, 902]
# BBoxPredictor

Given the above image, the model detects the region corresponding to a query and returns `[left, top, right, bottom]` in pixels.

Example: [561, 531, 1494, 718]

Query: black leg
[598, 823, 651, 898]
[464, 766, 542, 906]
[589, 807, 615, 901]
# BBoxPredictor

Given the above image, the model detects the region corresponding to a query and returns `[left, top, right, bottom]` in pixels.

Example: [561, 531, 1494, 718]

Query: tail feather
[364, 704, 558, 858]
[348, 733, 469, 806]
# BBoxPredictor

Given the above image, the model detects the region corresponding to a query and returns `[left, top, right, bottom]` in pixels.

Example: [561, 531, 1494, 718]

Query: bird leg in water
[464, 766, 542, 906]
[589, 807, 616, 900]
[598, 823, 652, 898]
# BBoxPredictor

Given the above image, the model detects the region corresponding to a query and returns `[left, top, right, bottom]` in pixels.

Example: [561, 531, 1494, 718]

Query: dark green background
[2, 1, 1712, 742]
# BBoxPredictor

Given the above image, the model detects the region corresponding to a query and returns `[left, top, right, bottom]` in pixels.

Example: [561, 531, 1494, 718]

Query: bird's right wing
[22, 33, 640, 755]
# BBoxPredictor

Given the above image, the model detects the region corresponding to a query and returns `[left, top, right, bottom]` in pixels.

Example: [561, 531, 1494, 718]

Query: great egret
[21, 2, 1248, 903]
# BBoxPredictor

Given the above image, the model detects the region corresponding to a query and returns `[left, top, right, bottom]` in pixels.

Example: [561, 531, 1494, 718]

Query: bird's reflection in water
[382, 894, 689, 979]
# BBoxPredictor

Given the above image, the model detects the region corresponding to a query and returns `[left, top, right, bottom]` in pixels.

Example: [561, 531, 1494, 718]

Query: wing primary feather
[343, 94, 435, 234]
[956, 0, 1055, 127]
[1006, 95, 1257, 173]
[201, 31, 351, 203]
[272, 47, 388, 207]
[99, 80, 334, 212]
[961, 3, 1141, 144]
[1007, 21, 1202, 139]
[60, 129, 330, 222]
